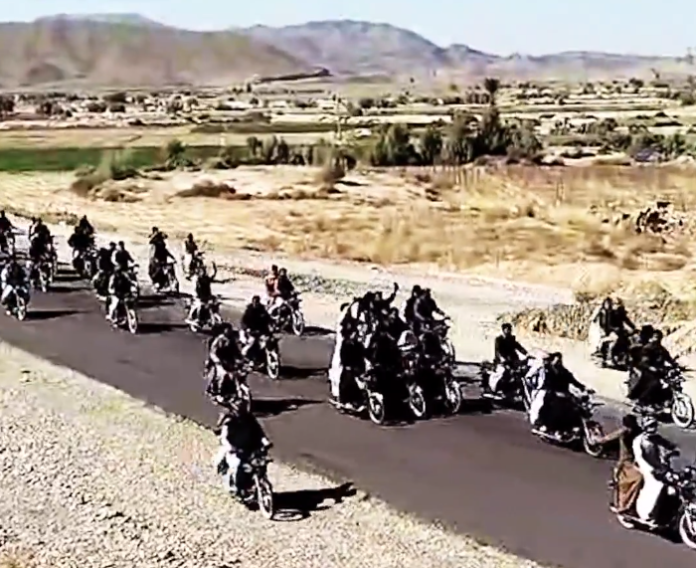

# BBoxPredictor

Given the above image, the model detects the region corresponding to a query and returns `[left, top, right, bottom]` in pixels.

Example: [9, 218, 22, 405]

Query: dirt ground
[3, 164, 696, 297]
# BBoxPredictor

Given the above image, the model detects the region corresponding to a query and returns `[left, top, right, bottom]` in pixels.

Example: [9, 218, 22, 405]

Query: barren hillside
[0, 19, 307, 88]
[241, 20, 690, 80]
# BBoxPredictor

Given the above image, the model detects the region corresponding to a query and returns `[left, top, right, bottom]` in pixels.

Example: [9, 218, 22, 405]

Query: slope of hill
[240, 20, 690, 80]
[241, 20, 452, 75]
[0, 19, 307, 88]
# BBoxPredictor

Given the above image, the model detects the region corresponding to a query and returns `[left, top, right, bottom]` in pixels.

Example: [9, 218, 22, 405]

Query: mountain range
[0, 13, 691, 88]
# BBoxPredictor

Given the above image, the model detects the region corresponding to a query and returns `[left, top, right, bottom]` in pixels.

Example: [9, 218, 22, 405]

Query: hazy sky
[4, 0, 693, 56]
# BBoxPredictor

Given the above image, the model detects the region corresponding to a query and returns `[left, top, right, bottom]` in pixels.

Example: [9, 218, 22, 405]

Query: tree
[483, 77, 500, 105]
[419, 126, 443, 165]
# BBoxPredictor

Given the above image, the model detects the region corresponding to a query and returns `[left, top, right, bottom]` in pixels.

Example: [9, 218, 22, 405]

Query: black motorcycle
[480, 358, 532, 411]
[271, 293, 305, 337]
[72, 247, 98, 280]
[410, 359, 463, 418]
[244, 332, 281, 380]
[630, 367, 695, 430]
[533, 392, 606, 457]
[217, 447, 275, 519]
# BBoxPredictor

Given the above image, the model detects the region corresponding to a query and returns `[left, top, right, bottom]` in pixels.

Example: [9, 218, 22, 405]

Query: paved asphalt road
[3, 267, 696, 568]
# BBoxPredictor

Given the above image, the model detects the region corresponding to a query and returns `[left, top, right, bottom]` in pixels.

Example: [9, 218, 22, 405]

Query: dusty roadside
[0, 341, 547, 568]
[30, 216, 696, 404]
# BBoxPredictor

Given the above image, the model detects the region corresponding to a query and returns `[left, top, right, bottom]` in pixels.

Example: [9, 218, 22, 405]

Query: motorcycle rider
[106, 265, 134, 322]
[268, 267, 296, 319]
[411, 287, 446, 336]
[27, 218, 52, 276]
[484, 323, 528, 398]
[214, 401, 272, 497]
[112, 241, 134, 272]
[148, 227, 175, 287]
[94, 242, 116, 297]
[77, 215, 95, 238]
[0, 210, 15, 254]
[329, 320, 367, 410]
[628, 329, 678, 411]
[0, 254, 28, 313]
[403, 285, 423, 327]
[594, 297, 636, 365]
[187, 266, 214, 326]
[240, 295, 274, 358]
[67, 224, 93, 260]
[371, 283, 399, 323]
[207, 323, 245, 397]
[632, 416, 679, 528]
[529, 352, 593, 434]
[182, 233, 199, 279]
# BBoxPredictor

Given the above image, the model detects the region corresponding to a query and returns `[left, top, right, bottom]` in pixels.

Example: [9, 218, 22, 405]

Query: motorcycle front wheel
[255, 475, 275, 520]
[672, 392, 695, 429]
[679, 509, 696, 549]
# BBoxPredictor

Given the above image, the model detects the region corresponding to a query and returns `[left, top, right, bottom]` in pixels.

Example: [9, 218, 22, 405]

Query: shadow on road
[273, 482, 357, 521]
[252, 397, 322, 418]
[138, 321, 188, 334]
[49, 284, 87, 294]
[138, 295, 176, 309]
[279, 365, 326, 380]
[28, 308, 82, 321]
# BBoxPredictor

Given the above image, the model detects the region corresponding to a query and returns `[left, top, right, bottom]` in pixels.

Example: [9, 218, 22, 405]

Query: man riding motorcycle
[148, 227, 175, 287]
[329, 319, 368, 409]
[371, 283, 399, 323]
[632, 416, 679, 528]
[182, 233, 199, 278]
[27, 224, 53, 286]
[267, 267, 296, 319]
[240, 295, 274, 359]
[529, 352, 593, 434]
[187, 266, 215, 326]
[484, 323, 529, 398]
[627, 329, 678, 412]
[93, 243, 116, 297]
[106, 266, 135, 323]
[411, 287, 446, 336]
[0, 210, 16, 254]
[0, 255, 28, 313]
[403, 285, 422, 328]
[214, 402, 272, 497]
[593, 297, 636, 366]
[206, 323, 244, 397]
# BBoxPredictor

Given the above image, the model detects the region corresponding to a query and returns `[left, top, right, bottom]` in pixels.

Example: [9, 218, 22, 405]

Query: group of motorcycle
[590, 330, 695, 430]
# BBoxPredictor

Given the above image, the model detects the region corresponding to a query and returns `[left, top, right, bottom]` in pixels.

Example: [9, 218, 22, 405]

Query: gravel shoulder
[0, 342, 546, 568]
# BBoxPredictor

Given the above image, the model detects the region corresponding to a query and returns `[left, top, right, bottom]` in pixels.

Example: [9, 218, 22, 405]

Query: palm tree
[483, 77, 500, 106]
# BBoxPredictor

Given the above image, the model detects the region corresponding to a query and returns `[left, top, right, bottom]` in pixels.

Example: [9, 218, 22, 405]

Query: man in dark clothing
[77, 216, 95, 238]
[412, 288, 446, 336]
[106, 266, 134, 322]
[532, 353, 593, 433]
[0, 211, 15, 254]
[241, 295, 273, 358]
[485, 323, 528, 396]
[214, 403, 271, 496]
[628, 329, 678, 409]
[372, 283, 399, 322]
[403, 285, 422, 326]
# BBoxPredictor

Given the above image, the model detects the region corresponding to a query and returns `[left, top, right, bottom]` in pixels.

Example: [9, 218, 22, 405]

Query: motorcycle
[612, 456, 696, 549]
[244, 332, 281, 380]
[30, 259, 52, 292]
[430, 318, 456, 361]
[217, 447, 275, 519]
[409, 359, 463, 418]
[533, 392, 606, 457]
[205, 364, 252, 412]
[151, 260, 179, 295]
[109, 295, 139, 334]
[3, 286, 28, 321]
[185, 296, 223, 333]
[479, 358, 532, 411]
[330, 367, 390, 425]
[631, 368, 695, 430]
[72, 247, 98, 280]
[271, 294, 305, 336]
[591, 330, 632, 370]
[185, 250, 217, 281]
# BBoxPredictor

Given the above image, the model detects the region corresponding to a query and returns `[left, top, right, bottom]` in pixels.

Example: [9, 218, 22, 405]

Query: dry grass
[5, 164, 696, 296]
